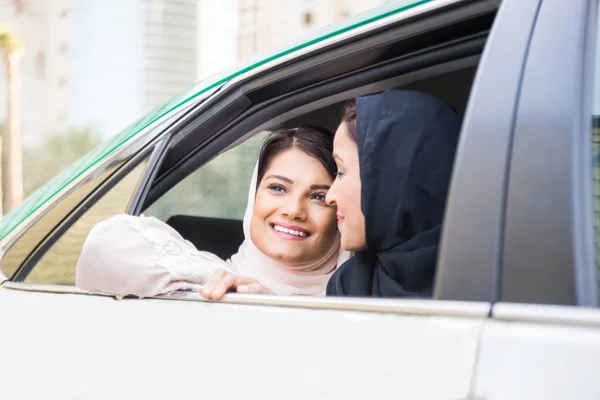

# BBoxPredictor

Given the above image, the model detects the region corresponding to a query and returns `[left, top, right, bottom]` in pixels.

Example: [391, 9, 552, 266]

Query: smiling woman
[75, 126, 349, 299]
[202, 126, 347, 299]
[251, 126, 339, 265]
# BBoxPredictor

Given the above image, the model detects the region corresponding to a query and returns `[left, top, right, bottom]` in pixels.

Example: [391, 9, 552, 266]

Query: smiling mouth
[269, 223, 310, 238]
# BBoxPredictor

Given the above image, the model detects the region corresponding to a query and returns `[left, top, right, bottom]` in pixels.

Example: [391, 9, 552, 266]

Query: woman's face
[326, 123, 367, 251]
[250, 149, 338, 265]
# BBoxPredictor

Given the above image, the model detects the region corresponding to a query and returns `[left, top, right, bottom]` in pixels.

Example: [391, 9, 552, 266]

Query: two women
[77, 89, 461, 299]
[204, 89, 461, 298]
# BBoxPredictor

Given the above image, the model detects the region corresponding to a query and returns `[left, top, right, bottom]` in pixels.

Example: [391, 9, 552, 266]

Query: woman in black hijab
[325, 89, 461, 297]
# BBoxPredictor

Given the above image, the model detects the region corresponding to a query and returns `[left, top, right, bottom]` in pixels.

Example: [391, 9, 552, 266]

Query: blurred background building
[0, 0, 71, 147]
[0, 0, 388, 202]
[70, 0, 198, 137]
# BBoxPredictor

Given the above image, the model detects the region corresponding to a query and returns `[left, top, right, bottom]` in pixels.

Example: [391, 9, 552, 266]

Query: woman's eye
[268, 184, 286, 193]
[311, 193, 327, 202]
[335, 170, 345, 178]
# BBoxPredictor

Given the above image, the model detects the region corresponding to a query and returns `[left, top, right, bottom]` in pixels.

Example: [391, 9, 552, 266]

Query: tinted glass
[146, 132, 267, 221]
[24, 157, 150, 285]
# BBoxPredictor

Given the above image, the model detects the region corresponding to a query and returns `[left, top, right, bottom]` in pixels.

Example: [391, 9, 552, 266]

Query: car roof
[0, 0, 434, 242]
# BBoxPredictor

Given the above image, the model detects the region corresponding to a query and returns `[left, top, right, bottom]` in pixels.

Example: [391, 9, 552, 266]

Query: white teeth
[273, 225, 307, 237]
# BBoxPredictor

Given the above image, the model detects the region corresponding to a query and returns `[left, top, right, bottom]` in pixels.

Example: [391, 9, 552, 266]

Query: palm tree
[0, 29, 24, 213]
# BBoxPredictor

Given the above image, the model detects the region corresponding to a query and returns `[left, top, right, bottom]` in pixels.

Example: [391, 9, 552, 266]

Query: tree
[0, 29, 24, 213]
[22, 128, 102, 197]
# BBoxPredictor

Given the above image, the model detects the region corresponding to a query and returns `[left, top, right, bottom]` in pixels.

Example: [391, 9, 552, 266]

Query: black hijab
[326, 89, 461, 297]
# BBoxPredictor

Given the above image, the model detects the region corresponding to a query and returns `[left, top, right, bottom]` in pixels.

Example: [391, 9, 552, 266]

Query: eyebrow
[333, 153, 344, 162]
[310, 184, 330, 190]
[265, 174, 293, 184]
[265, 175, 330, 190]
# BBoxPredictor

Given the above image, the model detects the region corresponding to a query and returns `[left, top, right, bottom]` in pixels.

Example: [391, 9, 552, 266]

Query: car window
[145, 132, 268, 221]
[592, 7, 600, 304]
[23, 155, 152, 285]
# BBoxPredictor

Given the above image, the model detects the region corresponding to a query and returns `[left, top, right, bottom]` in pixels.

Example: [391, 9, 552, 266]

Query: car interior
[149, 63, 478, 260]
[3, 0, 497, 286]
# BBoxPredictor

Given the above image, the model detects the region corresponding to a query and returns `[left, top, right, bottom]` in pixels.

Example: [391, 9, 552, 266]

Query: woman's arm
[76, 214, 227, 298]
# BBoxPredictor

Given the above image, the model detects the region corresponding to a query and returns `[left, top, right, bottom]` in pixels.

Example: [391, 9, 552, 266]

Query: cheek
[250, 192, 271, 244]
[309, 206, 337, 244]
[315, 207, 337, 234]
[350, 179, 363, 216]
[253, 191, 276, 219]
[333, 183, 349, 211]
[249, 211, 262, 247]
[339, 176, 362, 217]
[342, 180, 364, 244]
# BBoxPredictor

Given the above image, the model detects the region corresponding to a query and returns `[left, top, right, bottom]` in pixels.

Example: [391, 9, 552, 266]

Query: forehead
[333, 124, 357, 157]
[265, 149, 332, 183]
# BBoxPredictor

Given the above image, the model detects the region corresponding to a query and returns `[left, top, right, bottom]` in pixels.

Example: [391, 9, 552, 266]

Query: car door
[0, 1, 536, 399]
[471, 0, 600, 399]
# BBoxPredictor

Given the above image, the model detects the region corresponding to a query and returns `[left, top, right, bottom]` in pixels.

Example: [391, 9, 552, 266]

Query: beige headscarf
[76, 164, 349, 298]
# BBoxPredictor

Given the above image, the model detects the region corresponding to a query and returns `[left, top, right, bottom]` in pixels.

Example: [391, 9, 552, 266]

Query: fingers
[210, 272, 235, 300]
[201, 269, 231, 300]
[200, 269, 226, 296]
[200, 270, 271, 299]
[237, 282, 272, 294]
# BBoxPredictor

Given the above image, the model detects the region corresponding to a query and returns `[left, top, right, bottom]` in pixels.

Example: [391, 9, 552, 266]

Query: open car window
[142, 132, 268, 261]
[18, 152, 154, 285]
[145, 132, 269, 222]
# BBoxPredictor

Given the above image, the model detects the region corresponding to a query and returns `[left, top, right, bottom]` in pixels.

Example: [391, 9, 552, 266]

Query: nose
[326, 180, 337, 207]
[282, 196, 308, 221]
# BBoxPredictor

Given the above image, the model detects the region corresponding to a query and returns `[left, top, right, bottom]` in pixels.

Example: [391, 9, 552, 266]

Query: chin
[274, 255, 304, 265]
[341, 239, 360, 252]
[266, 248, 302, 264]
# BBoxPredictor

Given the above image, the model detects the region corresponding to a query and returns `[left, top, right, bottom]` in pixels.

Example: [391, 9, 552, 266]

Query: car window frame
[130, 0, 503, 305]
[12, 144, 158, 283]
[589, 0, 600, 307]
[499, 0, 597, 306]
[2, 0, 506, 317]
[0, 100, 204, 283]
[140, 131, 269, 222]
[5, 0, 477, 286]
[142, 0, 498, 207]
[435, 0, 542, 303]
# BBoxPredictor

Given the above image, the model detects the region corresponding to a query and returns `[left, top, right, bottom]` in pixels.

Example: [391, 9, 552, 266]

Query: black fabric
[166, 215, 244, 260]
[327, 89, 461, 297]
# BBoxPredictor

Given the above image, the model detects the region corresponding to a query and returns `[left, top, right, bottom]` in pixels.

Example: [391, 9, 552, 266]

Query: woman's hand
[201, 269, 274, 300]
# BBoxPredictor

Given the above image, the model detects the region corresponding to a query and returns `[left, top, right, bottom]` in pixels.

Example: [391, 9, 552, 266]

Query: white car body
[2, 0, 600, 399]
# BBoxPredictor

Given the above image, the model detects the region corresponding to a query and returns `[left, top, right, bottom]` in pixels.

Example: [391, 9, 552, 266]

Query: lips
[269, 222, 310, 240]
[337, 215, 345, 224]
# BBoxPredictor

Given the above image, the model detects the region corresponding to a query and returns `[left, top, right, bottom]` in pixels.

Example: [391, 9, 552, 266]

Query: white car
[1, 0, 600, 398]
